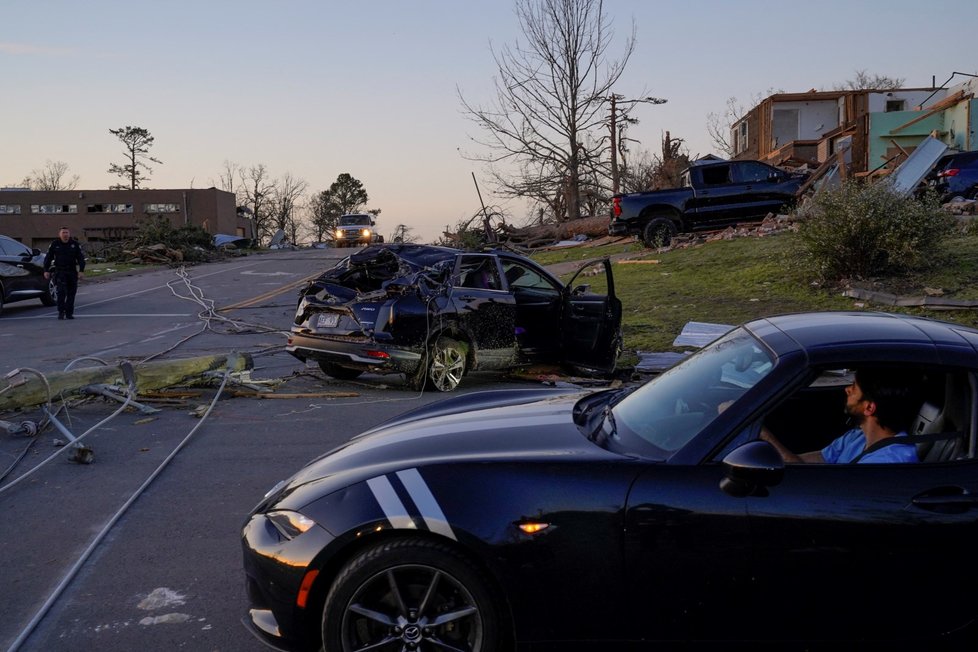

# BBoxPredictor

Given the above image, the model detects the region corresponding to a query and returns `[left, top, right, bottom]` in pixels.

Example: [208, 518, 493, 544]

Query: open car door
[561, 258, 622, 372]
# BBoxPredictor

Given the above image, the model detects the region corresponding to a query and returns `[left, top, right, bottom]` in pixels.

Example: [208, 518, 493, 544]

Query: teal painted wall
[868, 99, 978, 168]
[868, 111, 945, 168]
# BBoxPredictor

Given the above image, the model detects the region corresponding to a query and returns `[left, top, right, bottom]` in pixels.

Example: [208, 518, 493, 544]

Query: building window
[0, 204, 22, 214]
[143, 203, 180, 214]
[31, 204, 77, 214]
[886, 99, 907, 112]
[87, 203, 133, 213]
[732, 120, 749, 155]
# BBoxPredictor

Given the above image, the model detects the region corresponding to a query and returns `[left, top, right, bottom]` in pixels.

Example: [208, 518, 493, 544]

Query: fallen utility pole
[0, 353, 252, 412]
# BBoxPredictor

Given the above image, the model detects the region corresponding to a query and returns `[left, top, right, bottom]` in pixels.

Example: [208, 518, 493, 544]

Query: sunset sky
[2, 0, 971, 241]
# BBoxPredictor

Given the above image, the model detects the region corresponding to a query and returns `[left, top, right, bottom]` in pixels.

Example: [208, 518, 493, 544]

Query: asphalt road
[0, 248, 532, 652]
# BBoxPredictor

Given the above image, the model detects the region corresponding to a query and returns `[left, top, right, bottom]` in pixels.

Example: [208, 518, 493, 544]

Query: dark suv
[0, 234, 56, 316]
[287, 244, 622, 391]
[928, 150, 978, 202]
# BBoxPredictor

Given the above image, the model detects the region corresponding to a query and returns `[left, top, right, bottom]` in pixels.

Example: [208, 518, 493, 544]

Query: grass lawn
[530, 231, 978, 356]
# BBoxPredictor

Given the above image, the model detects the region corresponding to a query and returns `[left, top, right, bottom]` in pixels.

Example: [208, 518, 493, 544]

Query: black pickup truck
[608, 159, 808, 246]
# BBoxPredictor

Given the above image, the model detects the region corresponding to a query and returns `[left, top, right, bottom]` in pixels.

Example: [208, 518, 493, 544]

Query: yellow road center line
[219, 272, 321, 312]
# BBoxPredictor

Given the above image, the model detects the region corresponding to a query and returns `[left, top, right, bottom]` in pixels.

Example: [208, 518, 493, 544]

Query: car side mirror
[571, 284, 589, 296]
[719, 441, 784, 497]
[31, 248, 41, 257]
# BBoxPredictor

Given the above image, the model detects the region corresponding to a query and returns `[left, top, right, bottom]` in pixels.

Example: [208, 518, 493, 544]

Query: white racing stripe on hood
[348, 411, 571, 457]
[366, 476, 416, 531]
[396, 468, 457, 541]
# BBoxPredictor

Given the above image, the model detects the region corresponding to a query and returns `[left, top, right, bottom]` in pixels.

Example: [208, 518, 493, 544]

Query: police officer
[43, 226, 86, 320]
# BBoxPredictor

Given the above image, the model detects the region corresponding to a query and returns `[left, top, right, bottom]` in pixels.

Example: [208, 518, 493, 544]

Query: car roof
[747, 311, 978, 366]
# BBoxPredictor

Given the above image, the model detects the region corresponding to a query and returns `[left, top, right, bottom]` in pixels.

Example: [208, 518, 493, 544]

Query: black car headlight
[266, 510, 317, 540]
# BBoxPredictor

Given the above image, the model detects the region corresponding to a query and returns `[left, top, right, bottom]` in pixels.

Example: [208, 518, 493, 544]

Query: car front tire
[322, 537, 505, 652]
[41, 277, 57, 307]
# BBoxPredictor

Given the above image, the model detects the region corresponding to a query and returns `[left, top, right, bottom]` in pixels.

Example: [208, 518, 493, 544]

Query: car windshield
[611, 327, 774, 457]
[339, 216, 370, 226]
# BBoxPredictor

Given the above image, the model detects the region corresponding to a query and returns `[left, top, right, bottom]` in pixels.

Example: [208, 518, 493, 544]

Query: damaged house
[731, 73, 978, 180]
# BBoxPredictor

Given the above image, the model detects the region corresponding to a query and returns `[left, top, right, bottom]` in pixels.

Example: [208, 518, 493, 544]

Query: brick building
[0, 187, 252, 249]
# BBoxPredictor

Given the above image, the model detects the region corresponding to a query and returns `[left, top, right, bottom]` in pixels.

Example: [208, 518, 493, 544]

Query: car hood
[277, 390, 623, 502]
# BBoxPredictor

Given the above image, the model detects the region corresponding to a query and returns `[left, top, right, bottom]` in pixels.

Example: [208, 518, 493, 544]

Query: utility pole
[610, 94, 620, 196]
[606, 93, 667, 195]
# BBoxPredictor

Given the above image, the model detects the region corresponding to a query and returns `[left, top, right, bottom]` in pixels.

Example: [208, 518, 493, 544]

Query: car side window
[457, 255, 502, 290]
[502, 261, 559, 293]
[733, 162, 776, 183]
[718, 367, 974, 465]
[700, 164, 731, 185]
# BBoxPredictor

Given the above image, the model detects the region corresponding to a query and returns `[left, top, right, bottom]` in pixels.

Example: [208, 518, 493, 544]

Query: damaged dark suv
[287, 244, 622, 391]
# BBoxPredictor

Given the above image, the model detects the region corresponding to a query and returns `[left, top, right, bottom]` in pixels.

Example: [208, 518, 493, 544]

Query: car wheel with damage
[318, 361, 364, 381]
[413, 336, 467, 392]
[322, 537, 505, 652]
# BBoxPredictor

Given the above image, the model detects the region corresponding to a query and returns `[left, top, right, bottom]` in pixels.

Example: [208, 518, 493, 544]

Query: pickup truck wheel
[642, 217, 677, 248]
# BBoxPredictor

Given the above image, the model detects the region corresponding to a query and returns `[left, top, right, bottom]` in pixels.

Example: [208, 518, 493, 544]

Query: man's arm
[75, 243, 86, 275]
[42, 244, 54, 279]
[760, 426, 825, 464]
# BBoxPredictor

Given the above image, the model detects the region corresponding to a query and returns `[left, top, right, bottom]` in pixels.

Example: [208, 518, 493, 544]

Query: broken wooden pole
[0, 353, 253, 412]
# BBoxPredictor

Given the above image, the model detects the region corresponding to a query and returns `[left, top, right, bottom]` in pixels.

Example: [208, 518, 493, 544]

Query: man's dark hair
[59, 226, 69, 231]
[855, 368, 921, 433]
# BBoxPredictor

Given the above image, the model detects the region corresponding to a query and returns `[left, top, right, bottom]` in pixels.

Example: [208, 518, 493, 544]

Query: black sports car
[286, 244, 622, 391]
[243, 312, 978, 650]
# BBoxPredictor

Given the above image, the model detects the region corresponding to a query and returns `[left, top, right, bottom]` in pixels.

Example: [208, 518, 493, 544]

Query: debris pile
[124, 243, 186, 264]
[944, 198, 977, 216]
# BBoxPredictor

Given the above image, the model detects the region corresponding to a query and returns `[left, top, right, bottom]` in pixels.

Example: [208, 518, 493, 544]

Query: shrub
[796, 181, 954, 282]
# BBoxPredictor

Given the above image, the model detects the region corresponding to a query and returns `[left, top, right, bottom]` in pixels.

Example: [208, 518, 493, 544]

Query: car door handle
[912, 488, 978, 512]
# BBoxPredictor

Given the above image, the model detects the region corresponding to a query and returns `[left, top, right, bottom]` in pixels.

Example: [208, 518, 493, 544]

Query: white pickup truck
[334, 214, 384, 248]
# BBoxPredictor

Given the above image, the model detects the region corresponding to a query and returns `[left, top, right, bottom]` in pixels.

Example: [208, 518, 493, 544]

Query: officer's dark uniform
[43, 237, 86, 319]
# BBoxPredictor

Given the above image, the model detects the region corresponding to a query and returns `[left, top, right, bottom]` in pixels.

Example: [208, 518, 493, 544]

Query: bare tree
[22, 160, 80, 191]
[834, 70, 905, 91]
[271, 173, 309, 244]
[218, 160, 241, 194]
[706, 96, 746, 158]
[240, 164, 277, 244]
[108, 126, 161, 189]
[460, 0, 637, 221]
[309, 190, 340, 243]
[706, 88, 782, 157]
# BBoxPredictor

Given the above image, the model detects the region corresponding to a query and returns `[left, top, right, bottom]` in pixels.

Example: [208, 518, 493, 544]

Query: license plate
[316, 313, 340, 328]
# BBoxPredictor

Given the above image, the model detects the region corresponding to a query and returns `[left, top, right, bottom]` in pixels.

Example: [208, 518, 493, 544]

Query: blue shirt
[821, 428, 918, 464]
